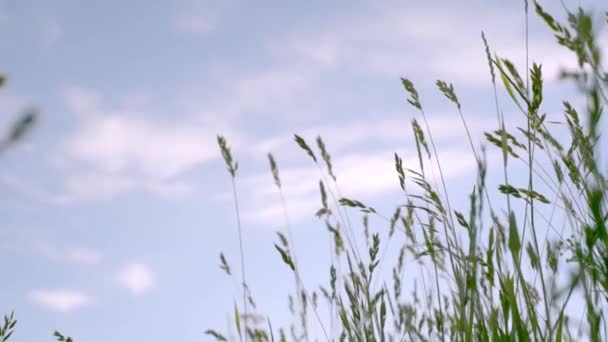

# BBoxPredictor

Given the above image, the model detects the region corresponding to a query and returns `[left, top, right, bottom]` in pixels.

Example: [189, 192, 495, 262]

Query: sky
[0, 0, 607, 341]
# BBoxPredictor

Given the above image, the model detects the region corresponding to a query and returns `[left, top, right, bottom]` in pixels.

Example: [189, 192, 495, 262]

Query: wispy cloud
[269, 4, 594, 86]
[236, 111, 498, 226]
[242, 147, 483, 225]
[45, 87, 241, 201]
[63, 114, 215, 180]
[117, 263, 155, 296]
[28, 289, 90, 313]
[252, 113, 495, 166]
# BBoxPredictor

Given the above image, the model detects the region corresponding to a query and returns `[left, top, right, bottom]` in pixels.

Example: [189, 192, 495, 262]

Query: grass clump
[210, 2, 608, 341]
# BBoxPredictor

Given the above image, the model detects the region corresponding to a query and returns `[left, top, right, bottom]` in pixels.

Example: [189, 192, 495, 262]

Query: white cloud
[28, 289, 90, 313]
[269, 4, 605, 86]
[241, 147, 484, 225]
[64, 115, 216, 180]
[239, 111, 501, 225]
[253, 113, 495, 161]
[117, 263, 155, 295]
[6, 84, 248, 203]
[48, 87, 241, 201]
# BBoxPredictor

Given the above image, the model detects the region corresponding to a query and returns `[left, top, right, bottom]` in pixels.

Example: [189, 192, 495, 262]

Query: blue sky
[1, 0, 607, 341]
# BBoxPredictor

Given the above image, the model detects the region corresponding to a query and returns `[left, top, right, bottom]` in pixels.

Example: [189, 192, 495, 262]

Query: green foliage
[268, 153, 281, 189]
[53, 331, 73, 342]
[0, 312, 16, 342]
[294, 134, 317, 164]
[436, 80, 461, 110]
[217, 135, 238, 178]
[205, 329, 229, 341]
[219, 252, 232, 276]
[400, 78, 422, 110]
[0, 75, 39, 155]
[275, 244, 296, 272]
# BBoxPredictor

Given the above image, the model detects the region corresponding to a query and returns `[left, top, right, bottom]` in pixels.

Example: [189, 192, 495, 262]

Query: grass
[2, 1, 608, 341]
[207, 2, 608, 342]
